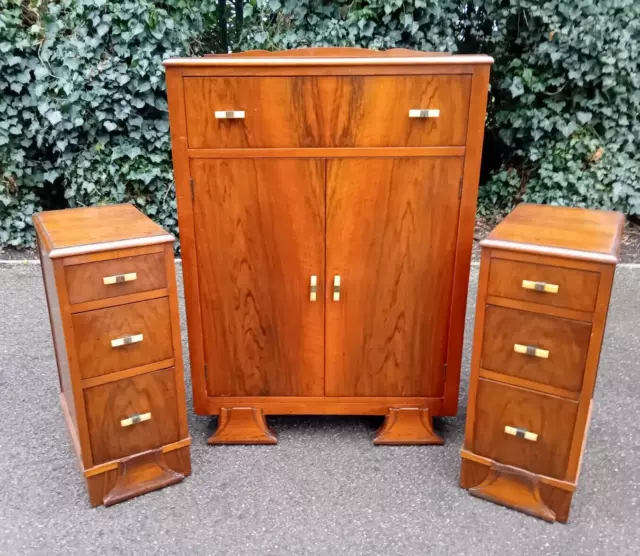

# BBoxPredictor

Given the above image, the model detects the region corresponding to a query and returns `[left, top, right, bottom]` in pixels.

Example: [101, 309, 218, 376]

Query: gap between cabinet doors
[187, 155, 466, 400]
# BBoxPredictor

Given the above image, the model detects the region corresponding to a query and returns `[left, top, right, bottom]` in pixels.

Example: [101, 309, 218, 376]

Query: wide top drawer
[487, 257, 600, 314]
[183, 75, 471, 148]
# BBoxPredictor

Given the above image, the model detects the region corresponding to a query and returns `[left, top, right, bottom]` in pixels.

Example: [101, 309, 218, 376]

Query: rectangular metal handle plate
[120, 412, 151, 427]
[514, 343, 549, 359]
[522, 280, 559, 294]
[409, 109, 440, 119]
[215, 110, 245, 119]
[310, 275, 318, 302]
[103, 272, 137, 285]
[333, 275, 341, 302]
[504, 425, 538, 442]
[111, 333, 143, 348]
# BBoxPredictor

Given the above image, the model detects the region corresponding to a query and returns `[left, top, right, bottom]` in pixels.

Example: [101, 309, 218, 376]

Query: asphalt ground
[0, 263, 638, 555]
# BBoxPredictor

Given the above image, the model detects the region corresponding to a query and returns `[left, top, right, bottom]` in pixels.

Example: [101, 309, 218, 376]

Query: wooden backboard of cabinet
[34, 204, 191, 506]
[460, 204, 624, 522]
[164, 47, 493, 444]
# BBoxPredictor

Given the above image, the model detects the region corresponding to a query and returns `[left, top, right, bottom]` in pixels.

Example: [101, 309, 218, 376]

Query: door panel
[325, 158, 464, 397]
[191, 159, 325, 396]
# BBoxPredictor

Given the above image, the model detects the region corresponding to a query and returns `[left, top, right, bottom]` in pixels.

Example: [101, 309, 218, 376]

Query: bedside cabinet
[460, 204, 624, 523]
[34, 204, 191, 507]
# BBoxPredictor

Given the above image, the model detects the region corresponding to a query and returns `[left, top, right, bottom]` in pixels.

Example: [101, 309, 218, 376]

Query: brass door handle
[103, 272, 137, 285]
[214, 110, 245, 119]
[504, 425, 538, 442]
[121, 412, 151, 427]
[333, 275, 341, 302]
[310, 275, 318, 302]
[409, 109, 440, 118]
[514, 343, 549, 359]
[522, 280, 559, 294]
[111, 334, 143, 348]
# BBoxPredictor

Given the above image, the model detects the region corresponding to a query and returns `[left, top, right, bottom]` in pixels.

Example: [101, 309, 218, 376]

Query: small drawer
[481, 305, 591, 392]
[65, 252, 167, 305]
[473, 379, 578, 480]
[72, 297, 173, 380]
[184, 75, 471, 148]
[84, 368, 181, 464]
[487, 257, 600, 313]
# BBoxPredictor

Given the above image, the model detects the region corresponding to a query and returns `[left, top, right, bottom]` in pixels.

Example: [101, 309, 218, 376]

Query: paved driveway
[0, 264, 638, 555]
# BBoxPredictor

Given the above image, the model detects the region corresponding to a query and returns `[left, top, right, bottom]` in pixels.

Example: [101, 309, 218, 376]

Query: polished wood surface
[207, 407, 277, 445]
[461, 203, 623, 522]
[184, 75, 470, 148]
[65, 251, 167, 305]
[325, 157, 463, 397]
[166, 48, 492, 441]
[487, 257, 600, 313]
[84, 368, 180, 464]
[191, 158, 325, 397]
[72, 297, 173, 380]
[473, 379, 578, 480]
[35, 205, 190, 506]
[372, 408, 443, 445]
[33, 204, 173, 258]
[481, 305, 591, 392]
[483, 203, 625, 264]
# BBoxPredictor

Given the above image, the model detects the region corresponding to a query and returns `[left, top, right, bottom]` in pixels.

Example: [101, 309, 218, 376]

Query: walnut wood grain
[83, 368, 180, 464]
[184, 75, 471, 148]
[373, 408, 443, 445]
[190, 158, 325, 397]
[207, 407, 277, 445]
[482, 203, 625, 264]
[325, 157, 463, 397]
[487, 257, 601, 313]
[72, 297, 174, 380]
[64, 252, 167, 305]
[473, 379, 578, 480]
[481, 305, 592, 393]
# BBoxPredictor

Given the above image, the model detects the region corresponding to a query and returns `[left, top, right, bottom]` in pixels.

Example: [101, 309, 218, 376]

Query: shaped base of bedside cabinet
[460, 455, 574, 523]
[208, 407, 277, 445]
[373, 407, 444, 445]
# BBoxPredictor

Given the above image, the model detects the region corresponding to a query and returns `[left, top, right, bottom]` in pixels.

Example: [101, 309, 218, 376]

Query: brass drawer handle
[310, 275, 318, 302]
[214, 110, 245, 119]
[505, 425, 538, 442]
[120, 412, 151, 427]
[111, 333, 143, 348]
[333, 275, 341, 302]
[409, 109, 440, 119]
[103, 272, 137, 285]
[514, 343, 549, 359]
[522, 280, 559, 294]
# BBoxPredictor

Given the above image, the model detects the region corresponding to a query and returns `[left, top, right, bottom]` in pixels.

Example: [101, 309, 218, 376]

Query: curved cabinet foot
[373, 407, 444, 445]
[208, 407, 277, 445]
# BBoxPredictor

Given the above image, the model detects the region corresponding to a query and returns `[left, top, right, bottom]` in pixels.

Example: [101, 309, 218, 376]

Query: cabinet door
[325, 158, 464, 397]
[191, 159, 325, 396]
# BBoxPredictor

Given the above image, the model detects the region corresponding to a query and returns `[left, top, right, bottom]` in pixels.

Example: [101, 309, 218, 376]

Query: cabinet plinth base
[208, 407, 277, 445]
[102, 448, 185, 507]
[373, 407, 444, 445]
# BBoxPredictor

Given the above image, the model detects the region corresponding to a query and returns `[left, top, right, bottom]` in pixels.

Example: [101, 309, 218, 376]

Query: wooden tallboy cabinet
[164, 48, 493, 444]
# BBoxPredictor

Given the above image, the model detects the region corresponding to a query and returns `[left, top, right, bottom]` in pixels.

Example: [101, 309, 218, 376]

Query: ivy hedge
[1, 0, 638, 249]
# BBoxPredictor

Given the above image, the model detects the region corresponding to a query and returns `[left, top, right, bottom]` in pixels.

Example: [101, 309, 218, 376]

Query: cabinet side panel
[38, 238, 78, 430]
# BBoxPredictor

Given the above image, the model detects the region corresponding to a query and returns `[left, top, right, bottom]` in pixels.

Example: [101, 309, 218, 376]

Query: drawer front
[184, 75, 471, 148]
[482, 305, 591, 392]
[487, 257, 600, 313]
[84, 368, 180, 464]
[473, 379, 578, 480]
[73, 297, 173, 379]
[65, 252, 167, 305]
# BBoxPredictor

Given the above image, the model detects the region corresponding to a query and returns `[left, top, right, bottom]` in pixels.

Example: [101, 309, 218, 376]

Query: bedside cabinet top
[33, 204, 174, 259]
[481, 204, 625, 264]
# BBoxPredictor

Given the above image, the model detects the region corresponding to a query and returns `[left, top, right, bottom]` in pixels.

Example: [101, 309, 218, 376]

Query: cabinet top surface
[33, 204, 173, 258]
[163, 47, 494, 68]
[482, 203, 625, 264]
